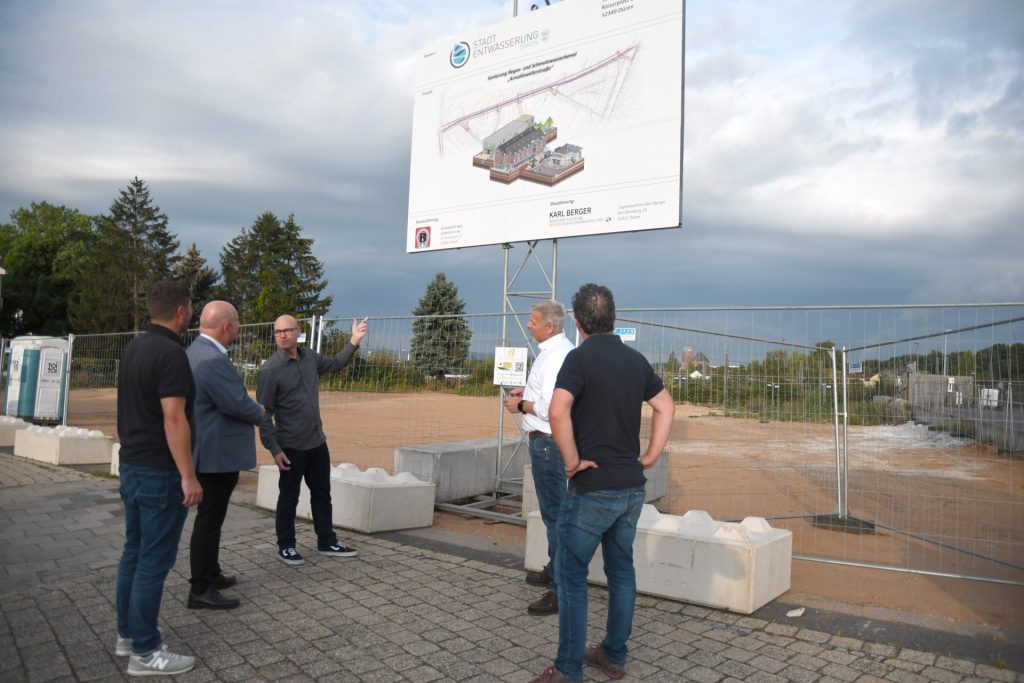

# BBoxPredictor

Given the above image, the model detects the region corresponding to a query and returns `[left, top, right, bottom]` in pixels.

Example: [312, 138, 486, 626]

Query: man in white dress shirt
[505, 299, 575, 615]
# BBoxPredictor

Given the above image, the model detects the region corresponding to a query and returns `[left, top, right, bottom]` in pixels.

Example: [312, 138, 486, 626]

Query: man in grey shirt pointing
[257, 314, 368, 566]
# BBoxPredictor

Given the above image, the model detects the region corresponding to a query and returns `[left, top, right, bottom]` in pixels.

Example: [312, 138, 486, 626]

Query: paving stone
[0, 452, 1021, 683]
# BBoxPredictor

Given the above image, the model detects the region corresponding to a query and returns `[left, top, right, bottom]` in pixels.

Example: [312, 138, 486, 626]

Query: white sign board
[849, 361, 863, 374]
[614, 327, 637, 341]
[493, 347, 529, 386]
[407, 0, 683, 252]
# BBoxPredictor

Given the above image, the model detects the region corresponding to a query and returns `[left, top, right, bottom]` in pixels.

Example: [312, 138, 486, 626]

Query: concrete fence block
[257, 463, 436, 533]
[521, 450, 670, 518]
[14, 425, 113, 466]
[0, 415, 31, 447]
[526, 505, 792, 614]
[393, 437, 522, 502]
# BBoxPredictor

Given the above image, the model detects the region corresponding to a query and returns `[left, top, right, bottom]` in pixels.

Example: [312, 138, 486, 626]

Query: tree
[410, 272, 472, 379]
[665, 351, 680, 374]
[172, 243, 220, 327]
[0, 202, 96, 335]
[70, 177, 180, 332]
[218, 211, 332, 323]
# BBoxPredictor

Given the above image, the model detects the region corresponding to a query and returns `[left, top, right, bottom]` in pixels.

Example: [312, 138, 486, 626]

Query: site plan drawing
[407, 0, 682, 252]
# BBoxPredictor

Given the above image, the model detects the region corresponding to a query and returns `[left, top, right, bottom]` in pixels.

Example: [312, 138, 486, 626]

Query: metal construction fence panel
[59, 304, 1023, 583]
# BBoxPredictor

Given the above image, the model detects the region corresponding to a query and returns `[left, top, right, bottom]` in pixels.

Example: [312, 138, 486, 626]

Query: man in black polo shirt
[530, 283, 675, 683]
[115, 281, 203, 677]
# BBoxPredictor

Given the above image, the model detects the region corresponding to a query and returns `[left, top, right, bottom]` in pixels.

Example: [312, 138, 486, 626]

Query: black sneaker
[318, 540, 358, 557]
[278, 547, 305, 565]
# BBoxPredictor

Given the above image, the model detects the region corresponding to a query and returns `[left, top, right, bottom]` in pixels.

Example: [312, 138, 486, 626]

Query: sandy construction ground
[67, 388, 1024, 632]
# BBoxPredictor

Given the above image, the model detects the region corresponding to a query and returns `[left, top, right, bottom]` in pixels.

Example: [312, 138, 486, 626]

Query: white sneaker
[115, 627, 163, 657]
[127, 644, 195, 676]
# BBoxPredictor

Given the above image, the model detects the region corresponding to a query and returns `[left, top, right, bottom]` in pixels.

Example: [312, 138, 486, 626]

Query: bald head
[199, 301, 240, 345]
[273, 314, 302, 356]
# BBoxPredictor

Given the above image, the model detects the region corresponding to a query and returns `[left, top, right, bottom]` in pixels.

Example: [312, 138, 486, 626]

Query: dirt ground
[68, 389, 1024, 634]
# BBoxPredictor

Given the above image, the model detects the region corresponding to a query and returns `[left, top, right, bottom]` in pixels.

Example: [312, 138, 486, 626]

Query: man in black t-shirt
[114, 281, 203, 677]
[529, 283, 675, 683]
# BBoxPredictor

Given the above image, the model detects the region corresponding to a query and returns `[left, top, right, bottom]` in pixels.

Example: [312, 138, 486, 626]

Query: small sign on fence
[615, 327, 637, 342]
[493, 347, 528, 386]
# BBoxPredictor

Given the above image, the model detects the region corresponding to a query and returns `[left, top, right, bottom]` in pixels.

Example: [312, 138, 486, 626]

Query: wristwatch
[517, 400, 526, 414]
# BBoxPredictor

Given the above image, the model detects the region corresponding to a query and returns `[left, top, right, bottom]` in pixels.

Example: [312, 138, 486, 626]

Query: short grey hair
[531, 299, 566, 330]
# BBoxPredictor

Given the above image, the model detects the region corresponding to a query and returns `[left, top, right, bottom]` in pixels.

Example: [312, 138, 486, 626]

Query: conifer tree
[70, 177, 180, 332]
[218, 211, 332, 324]
[172, 243, 221, 327]
[410, 272, 472, 379]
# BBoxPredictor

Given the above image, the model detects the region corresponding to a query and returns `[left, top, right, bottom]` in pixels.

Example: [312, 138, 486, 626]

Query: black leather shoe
[187, 587, 240, 610]
[527, 590, 558, 615]
[525, 566, 551, 586]
[211, 573, 237, 590]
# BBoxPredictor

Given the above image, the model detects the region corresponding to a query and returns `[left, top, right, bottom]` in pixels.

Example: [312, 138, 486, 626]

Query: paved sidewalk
[1, 452, 1021, 682]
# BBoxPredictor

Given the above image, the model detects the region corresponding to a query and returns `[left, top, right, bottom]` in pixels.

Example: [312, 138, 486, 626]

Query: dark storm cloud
[0, 0, 1020, 323]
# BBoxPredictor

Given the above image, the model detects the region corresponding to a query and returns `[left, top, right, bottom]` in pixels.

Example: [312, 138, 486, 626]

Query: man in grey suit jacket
[185, 301, 265, 609]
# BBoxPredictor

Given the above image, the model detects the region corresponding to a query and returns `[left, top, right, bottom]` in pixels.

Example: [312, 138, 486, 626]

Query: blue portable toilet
[3, 336, 68, 423]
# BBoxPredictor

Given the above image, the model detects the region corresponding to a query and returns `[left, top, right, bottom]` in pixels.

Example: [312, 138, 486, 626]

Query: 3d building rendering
[473, 114, 585, 186]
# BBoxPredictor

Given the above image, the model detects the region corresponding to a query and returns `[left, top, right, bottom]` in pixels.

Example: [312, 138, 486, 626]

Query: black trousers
[189, 471, 239, 593]
[275, 442, 337, 550]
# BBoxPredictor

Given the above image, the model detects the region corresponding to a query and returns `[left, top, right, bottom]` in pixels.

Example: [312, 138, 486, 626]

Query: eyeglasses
[273, 327, 298, 336]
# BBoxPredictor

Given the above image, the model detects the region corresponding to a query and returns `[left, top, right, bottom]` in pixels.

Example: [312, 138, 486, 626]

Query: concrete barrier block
[393, 437, 522, 503]
[14, 425, 113, 466]
[0, 416, 31, 447]
[526, 506, 791, 614]
[111, 443, 120, 476]
[521, 450, 670, 519]
[257, 463, 436, 533]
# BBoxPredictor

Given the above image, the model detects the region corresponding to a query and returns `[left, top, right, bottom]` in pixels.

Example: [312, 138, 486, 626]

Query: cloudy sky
[1, 0, 1022, 318]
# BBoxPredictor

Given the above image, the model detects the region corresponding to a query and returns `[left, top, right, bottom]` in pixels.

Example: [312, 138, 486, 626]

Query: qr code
[514, 362, 525, 372]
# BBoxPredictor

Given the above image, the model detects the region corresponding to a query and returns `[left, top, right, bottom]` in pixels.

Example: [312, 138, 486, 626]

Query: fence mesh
[56, 304, 1023, 583]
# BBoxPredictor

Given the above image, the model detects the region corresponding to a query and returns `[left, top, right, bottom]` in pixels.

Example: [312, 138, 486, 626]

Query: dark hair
[571, 283, 615, 335]
[146, 280, 191, 321]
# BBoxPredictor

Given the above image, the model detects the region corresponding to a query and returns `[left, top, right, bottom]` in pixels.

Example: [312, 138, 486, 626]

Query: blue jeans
[276, 442, 337, 550]
[554, 484, 645, 681]
[529, 434, 567, 590]
[116, 464, 189, 655]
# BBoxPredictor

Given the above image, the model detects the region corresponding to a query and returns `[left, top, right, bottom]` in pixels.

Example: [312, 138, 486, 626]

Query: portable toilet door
[34, 343, 68, 422]
[16, 347, 40, 418]
[4, 344, 26, 416]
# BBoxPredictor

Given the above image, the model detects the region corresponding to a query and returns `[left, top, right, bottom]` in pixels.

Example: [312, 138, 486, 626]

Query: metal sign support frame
[434, 239, 558, 524]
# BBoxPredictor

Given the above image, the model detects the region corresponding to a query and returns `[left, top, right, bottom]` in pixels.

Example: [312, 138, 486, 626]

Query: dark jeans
[276, 442, 337, 550]
[529, 434, 567, 590]
[554, 484, 645, 680]
[189, 470, 239, 593]
[116, 464, 189, 655]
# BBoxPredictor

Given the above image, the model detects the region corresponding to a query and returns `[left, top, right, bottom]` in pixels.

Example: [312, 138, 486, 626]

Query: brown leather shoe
[525, 565, 551, 586]
[584, 644, 625, 680]
[529, 665, 574, 682]
[527, 590, 558, 615]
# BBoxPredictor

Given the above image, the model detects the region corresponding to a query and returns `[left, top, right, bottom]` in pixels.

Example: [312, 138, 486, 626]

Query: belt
[528, 431, 550, 442]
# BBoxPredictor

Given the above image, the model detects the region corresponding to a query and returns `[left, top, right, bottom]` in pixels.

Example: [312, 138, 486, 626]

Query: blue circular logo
[450, 41, 470, 68]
